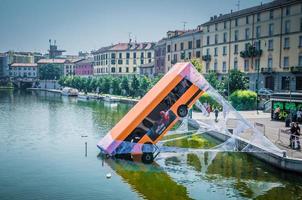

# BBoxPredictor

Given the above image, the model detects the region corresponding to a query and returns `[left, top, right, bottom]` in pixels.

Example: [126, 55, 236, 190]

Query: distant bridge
[12, 78, 38, 89]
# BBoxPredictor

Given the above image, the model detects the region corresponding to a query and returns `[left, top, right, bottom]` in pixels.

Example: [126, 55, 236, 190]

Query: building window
[206, 62, 210, 72]
[215, 23, 218, 31]
[174, 44, 177, 51]
[180, 42, 184, 50]
[126, 52, 130, 59]
[196, 39, 201, 48]
[119, 67, 122, 73]
[245, 28, 250, 40]
[207, 36, 210, 45]
[141, 59, 144, 65]
[207, 26, 210, 32]
[167, 55, 170, 61]
[234, 44, 238, 54]
[133, 52, 136, 59]
[285, 6, 290, 16]
[111, 59, 115, 65]
[300, 18, 302, 31]
[268, 57, 273, 68]
[299, 55, 302, 66]
[299, 36, 302, 47]
[257, 13, 261, 22]
[133, 67, 137, 72]
[296, 77, 302, 90]
[188, 52, 192, 59]
[268, 39, 274, 50]
[269, 10, 274, 19]
[283, 56, 289, 68]
[223, 46, 227, 56]
[235, 18, 238, 27]
[255, 40, 261, 50]
[256, 26, 261, 38]
[181, 52, 185, 60]
[215, 34, 218, 44]
[133, 59, 137, 65]
[284, 37, 290, 49]
[214, 60, 217, 71]
[196, 51, 201, 58]
[222, 61, 227, 72]
[246, 16, 249, 24]
[223, 32, 227, 43]
[167, 45, 171, 53]
[224, 21, 227, 29]
[244, 59, 249, 71]
[234, 60, 238, 70]
[281, 76, 290, 90]
[188, 41, 192, 49]
[111, 67, 115, 73]
[234, 30, 238, 41]
[206, 48, 210, 55]
[285, 20, 291, 33]
[245, 43, 249, 51]
[268, 23, 274, 36]
[173, 54, 177, 62]
[214, 47, 218, 56]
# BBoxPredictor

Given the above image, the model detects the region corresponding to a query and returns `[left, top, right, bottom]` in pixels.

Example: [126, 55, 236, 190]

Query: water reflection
[100, 156, 192, 200]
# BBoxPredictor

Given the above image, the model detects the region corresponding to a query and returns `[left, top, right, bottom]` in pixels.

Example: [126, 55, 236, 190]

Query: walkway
[192, 110, 302, 159]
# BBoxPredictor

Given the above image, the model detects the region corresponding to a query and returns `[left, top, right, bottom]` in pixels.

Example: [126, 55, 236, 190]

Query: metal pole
[256, 61, 259, 114]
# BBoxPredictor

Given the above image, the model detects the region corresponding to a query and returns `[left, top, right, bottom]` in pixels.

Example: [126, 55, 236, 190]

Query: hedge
[229, 90, 257, 110]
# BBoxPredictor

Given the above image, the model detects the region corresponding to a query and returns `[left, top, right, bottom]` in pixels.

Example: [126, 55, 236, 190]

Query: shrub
[229, 90, 257, 110]
[197, 92, 221, 111]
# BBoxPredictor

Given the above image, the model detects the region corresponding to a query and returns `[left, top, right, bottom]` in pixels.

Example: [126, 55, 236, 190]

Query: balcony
[202, 55, 211, 62]
[261, 67, 273, 74]
[290, 66, 302, 74]
[240, 43, 263, 58]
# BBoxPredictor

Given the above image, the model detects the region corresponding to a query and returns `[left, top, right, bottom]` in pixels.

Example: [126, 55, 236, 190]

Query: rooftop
[10, 63, 38, 67]
[93, 42, 155, 54]
[37, 59, 66, 64]
[202, 0, 298, 26]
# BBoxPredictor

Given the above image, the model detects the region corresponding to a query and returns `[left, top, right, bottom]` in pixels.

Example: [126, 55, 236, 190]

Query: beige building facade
[164, 28, 203, 72]
[93, 42, 155, 76]
[201, 0, 302, 91]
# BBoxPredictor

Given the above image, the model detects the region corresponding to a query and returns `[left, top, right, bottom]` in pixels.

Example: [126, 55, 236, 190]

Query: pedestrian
[214, 107, 219, 122]
[293, 122, 301, 150]
[290, 122, 295, 148]
[274, 105, 280, 120]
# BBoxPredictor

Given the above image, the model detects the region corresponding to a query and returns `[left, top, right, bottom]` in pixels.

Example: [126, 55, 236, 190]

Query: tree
[205, 71, 224, 93]
[224, 69, 248, 94]
[111, 77, 121, 95]
[130, 75, 140, 97]
[191, 58, 202, 73]
[139, 76, 151, 96]
[39, 64, 62, 80]
[102, 76, 111, 94]
[120, 77, 130, 96]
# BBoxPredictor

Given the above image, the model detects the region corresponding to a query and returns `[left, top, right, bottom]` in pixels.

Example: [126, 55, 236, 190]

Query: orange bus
[97, 62, 208, 163]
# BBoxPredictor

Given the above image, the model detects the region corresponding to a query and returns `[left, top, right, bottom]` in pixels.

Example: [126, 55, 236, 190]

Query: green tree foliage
[39, 64, 62, 80]
[111, 77, 121, 95]
[229, 90, 257, 110]
[224, 70, 248, 94]
[191, 59, 202, 73]
[205, 71, 224, 93]
[130, 76, 140, 97]
[121, 77, 130, 96]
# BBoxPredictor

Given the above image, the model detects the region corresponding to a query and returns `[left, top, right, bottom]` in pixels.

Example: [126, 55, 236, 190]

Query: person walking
[293, 122, 301, 150]
[214, 107, 219, 122]
[297, 109, 302, 123]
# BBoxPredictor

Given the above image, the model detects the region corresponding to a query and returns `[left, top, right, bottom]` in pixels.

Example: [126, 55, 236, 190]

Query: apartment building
[201, 0, 302, 92]
[154, 38, 166, 75]
[93, 42, 155, 76]
[164, 28, 203, 72]
[9, 63, 38, 78]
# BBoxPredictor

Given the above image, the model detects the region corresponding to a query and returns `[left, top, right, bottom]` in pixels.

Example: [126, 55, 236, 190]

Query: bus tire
[177, 105, 188, 117]
[142, 152, 154, 164]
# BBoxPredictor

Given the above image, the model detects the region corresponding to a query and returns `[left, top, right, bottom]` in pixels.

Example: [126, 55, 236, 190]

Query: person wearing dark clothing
[214, 108, 219, 122]
[290, 122, 301, 150]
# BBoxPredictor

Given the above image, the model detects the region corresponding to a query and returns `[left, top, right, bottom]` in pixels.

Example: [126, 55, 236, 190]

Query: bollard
[85, 142, 87, 157]
[282, 151, 287, 158]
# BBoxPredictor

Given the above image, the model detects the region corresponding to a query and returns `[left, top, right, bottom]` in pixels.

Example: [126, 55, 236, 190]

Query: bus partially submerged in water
[97, 62, 209, 163]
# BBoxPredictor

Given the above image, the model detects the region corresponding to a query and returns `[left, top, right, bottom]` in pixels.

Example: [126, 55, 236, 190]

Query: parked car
[258, 88, 273, 96]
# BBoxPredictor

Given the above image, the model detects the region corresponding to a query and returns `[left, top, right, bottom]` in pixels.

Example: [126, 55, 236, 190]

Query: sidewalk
[192, 110, 302, 159]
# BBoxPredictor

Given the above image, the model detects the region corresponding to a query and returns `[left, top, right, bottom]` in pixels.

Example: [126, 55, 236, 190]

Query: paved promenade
[192, 110, 302, 159]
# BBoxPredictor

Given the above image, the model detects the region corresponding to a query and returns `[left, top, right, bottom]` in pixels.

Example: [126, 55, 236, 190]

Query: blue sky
[0, 0, 271, 54]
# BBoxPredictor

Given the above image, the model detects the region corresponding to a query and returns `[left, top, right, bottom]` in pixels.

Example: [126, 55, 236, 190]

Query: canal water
[0, 89, 302, 200]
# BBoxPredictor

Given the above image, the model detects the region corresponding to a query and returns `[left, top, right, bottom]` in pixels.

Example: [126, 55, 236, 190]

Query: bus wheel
[142, 153, 154, 164]
[177, 105, 188, 117]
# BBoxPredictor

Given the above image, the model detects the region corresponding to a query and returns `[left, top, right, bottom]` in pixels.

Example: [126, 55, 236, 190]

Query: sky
[0, 0, 272, 55]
